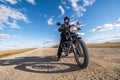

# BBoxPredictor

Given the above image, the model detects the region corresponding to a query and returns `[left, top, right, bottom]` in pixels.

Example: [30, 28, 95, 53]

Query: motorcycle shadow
[0, 55, 81, 73]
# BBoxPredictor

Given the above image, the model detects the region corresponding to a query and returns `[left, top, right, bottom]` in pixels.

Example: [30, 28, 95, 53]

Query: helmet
[64, 16, 70, 21]
[64, 16, 70, 24]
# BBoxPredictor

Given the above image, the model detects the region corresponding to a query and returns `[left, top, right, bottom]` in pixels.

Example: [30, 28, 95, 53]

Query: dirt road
[0, 48, 120, 80]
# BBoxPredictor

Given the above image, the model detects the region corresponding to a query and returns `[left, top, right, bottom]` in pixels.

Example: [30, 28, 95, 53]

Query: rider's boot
[57, 56, 61, 61]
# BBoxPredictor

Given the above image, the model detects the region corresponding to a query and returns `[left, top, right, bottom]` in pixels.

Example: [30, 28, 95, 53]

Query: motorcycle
[57, 21, 89, 69]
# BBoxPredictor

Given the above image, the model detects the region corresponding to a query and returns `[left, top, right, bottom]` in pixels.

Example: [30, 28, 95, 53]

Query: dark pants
[57, 33, 65, 58]
[57, 40, 62, 58]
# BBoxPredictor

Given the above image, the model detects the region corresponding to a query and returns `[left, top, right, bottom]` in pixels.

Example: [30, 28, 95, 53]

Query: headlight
[70, 26, 78, 33]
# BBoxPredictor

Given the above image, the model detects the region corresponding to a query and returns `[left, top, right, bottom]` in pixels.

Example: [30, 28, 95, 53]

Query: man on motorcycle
[57, 16, 70, 61]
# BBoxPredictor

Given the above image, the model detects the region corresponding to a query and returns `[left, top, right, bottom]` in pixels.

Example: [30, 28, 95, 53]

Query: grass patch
[0, 48, 36, 58]
[87, 42, 120, 48]
[52, 42, 120, 48]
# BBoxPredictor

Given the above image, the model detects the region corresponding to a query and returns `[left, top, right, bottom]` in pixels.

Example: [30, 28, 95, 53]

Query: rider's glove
[58, 24, 65, 32]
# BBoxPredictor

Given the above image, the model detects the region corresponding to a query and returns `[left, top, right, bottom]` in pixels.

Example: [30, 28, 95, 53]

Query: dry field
[0, 48, 36, 58]
[1, 42, 119, 58]
[87, 42, 120, 48]
[0, 48, 120, 80]
[0, 42, 120, 80]
[53, 42, 120, 48]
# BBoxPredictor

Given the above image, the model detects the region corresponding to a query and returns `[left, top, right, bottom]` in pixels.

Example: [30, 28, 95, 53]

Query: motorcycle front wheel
[73, 39, 89, 69]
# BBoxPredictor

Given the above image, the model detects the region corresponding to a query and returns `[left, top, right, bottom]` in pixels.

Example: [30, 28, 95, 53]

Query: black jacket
[58, 24, 71, 41]
[58, 24, 71, 32]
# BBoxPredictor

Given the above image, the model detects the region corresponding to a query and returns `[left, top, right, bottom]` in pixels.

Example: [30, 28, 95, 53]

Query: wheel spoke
[75, 41, 85, 64]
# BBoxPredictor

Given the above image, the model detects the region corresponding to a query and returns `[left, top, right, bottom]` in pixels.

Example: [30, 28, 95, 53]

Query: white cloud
[68, 0, 95, 17]
[87, 18, 120, 43]
[114, 23, 120, 27]
[5, 0, 18, 4]
[70, 0, 78, 9]
[65, 6, 70, 9]
[0, 5, 29, 30]
[26, 0, 36, 5]
[92, 18, 120, 32]
[42, 39, 56, 47]
[116, 18, 120, 24]
[6, 20, 20, 29]
[0, 0, 22, 5]
[92, 24, 113, 32]
[60, 0, 70, 10]
[61, 0, 66, 5]
[0, 0, 36, 5]
[47, 18, 53, 25]
[5, 42, 27, 48]
[76, 6, 86, 17]
[77, 32, 85, 36]
[83, 0, 96, 6]
[58, 5, 65, 16]
[114, 18, 120, 28]
[69, 0, 86, 17]
[0, 22, 5, 30]
[43, 40, 53, 43]
[0, 34, 10, 42]
[70, 21, 77, 25]
[85, 34, 120, 44]
[11, 35, 21, 39]
[0, 26, 4, 30]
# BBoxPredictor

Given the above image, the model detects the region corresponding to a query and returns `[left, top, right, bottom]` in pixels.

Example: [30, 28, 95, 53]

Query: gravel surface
[0, 48, 120, 80]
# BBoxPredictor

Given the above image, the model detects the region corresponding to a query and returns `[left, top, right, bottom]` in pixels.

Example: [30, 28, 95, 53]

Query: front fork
[70, 37, 82, 55]
[70, 37, 77, 55]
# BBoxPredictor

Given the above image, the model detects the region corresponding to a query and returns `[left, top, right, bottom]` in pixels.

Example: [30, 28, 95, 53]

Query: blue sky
[0, 0, 120, 50]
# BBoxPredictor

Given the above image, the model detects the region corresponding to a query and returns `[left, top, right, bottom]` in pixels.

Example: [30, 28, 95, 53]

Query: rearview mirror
[77, 27, 81, 31]
[77, 21, 81, 25]
[57, 22, 61, 26]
